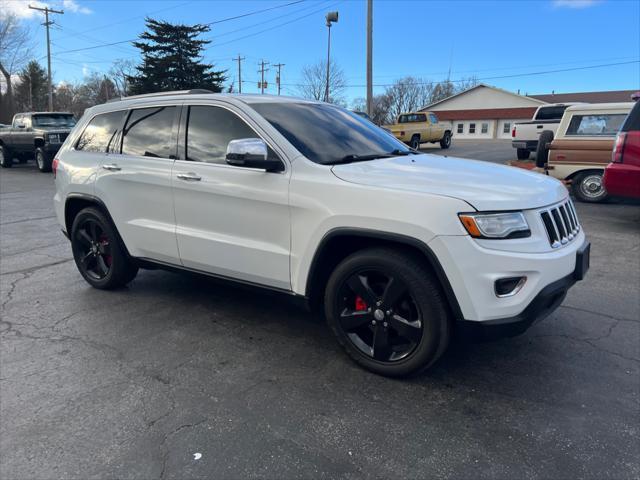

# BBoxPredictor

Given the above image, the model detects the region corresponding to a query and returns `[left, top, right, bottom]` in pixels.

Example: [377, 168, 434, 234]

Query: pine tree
[14, 61, 48, 112]
[128, 18, 226, 95]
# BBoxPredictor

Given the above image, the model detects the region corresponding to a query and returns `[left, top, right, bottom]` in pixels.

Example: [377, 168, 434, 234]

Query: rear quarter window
[566, 114, 628, 136]
[76, 110, 127, 153]
[535, 106, 568, 121]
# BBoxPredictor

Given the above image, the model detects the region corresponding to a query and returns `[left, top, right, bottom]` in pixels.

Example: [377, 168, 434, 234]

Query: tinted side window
[122, 106, 176, 158]
[186, 106, 259, 164]
[76, 110, 126, 153]
[535, 106, 568, 121]
[621, 102, 640, 132]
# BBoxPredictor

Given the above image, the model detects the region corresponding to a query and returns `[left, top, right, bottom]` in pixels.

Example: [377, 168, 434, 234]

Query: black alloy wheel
[325, 248, 450, 377]
[70, 207, 138, 289]
[337, 269, 423, 362]
[74, 217, 113, 281]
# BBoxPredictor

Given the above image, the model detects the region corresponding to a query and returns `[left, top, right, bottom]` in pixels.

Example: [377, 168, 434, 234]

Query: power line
[51, 0, 311, 56]
[280, 60, 640, 88]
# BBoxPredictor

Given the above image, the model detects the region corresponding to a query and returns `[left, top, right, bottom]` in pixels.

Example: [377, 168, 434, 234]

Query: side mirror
[226, 138, 284, 172]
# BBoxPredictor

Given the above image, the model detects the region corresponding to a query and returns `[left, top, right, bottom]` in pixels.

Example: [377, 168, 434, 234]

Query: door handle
[102, 164, 121, 171]
[176, 172, 202, 181]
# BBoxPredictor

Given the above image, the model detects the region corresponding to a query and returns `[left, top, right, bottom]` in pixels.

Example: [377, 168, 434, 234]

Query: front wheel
[325, 248, 450, 377]
[572, 171, 608, 203]
[0, 145, 12, 168]
[440, 132, 451, 149]
[71, 207, 138, 289]
[35, 147, 52, 172]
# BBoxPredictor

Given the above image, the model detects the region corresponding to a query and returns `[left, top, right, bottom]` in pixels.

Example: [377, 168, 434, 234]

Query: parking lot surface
[420, 138, 517, 164]
[1, 153, 639, 479]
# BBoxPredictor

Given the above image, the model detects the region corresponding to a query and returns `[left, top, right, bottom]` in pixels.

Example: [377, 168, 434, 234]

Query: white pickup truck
[511, 103, 579, 160]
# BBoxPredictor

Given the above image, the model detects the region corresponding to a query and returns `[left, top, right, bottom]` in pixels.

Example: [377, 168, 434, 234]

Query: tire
[439, 131, 451, 149]
[324, 248, 450, 377]
[516, 148, 530, 160]
[70, 207, 138, 289]
[0, 145, 12, 168]
[409, 135, 421, 150]
[535, 130, 554, 168]
[35, 147, 52, 172]
[572, 170, 609, 203]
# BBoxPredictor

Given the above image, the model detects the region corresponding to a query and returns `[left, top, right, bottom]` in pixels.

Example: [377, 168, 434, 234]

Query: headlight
[459, 212, 530, 239]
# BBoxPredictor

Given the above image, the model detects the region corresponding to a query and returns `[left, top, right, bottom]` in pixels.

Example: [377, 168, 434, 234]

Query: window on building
[122, 106, 176, 158]
[565, 114, 627, 136]
[503, 122, 511, 134]
[76, 110, 127, 153]
[481, 123, 489, 134]
[469, 123, 476, 134]
[457, 123, 463, 134]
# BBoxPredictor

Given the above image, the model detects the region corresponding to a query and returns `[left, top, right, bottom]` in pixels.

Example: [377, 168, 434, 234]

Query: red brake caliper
[354, 296, 368, 311]
[99, 234, 112, 267]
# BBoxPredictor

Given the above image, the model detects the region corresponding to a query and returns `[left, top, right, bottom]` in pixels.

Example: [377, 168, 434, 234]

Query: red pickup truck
[604, 97, 640, 199]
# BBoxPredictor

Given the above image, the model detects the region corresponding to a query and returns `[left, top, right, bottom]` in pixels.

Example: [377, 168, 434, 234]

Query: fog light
[495, 276, 527, 297]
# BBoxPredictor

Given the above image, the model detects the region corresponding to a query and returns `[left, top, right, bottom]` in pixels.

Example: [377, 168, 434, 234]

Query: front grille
[540, 199, 580, 248]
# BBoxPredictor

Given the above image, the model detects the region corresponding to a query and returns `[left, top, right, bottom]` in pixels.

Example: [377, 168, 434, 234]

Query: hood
[331, 154, 568, 211]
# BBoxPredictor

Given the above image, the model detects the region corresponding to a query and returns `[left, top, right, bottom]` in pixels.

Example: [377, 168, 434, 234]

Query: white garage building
[421, 84, 637, 140]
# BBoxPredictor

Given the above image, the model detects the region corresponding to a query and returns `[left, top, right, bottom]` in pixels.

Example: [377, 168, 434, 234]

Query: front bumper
[456, 241, 588, 340]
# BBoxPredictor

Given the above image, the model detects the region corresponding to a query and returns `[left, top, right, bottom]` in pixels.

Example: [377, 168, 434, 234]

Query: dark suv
[0, 112, 76, 172]
[604, 97, 640, 199]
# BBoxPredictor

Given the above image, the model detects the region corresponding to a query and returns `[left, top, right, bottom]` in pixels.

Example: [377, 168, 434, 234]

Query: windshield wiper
[328, 153, 394, 165]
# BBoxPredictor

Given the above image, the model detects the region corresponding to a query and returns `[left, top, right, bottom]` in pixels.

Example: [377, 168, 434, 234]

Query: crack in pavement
[1, 258, 74, 276]
[0, 215, 57, 226]
[560, 304, 639, 324]
[158, 418, 208, 480]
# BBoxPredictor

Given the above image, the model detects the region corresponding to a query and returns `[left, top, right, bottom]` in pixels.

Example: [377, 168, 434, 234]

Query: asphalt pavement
[1, 150, 639, 479]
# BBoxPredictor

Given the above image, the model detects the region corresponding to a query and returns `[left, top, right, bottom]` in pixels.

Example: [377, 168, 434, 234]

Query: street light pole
[366, 0, 373, 117]
[324, 11, 338, 103]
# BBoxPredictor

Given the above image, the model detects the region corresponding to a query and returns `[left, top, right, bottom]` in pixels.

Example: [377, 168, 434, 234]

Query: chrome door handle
[176, 172, 202, 181]
[102, 164, 121, 171]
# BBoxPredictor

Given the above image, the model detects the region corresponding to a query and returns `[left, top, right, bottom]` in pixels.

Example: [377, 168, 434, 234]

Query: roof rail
[106, 89, 213, 103]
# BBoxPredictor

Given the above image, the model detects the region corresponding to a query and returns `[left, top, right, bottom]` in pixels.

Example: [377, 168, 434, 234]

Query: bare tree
[351, 94, 393, 125]
[108, 58, 136, 97]
[382, 77, 434, 121]
[298, 59, 346, 104]
[0, 14, 33, 122]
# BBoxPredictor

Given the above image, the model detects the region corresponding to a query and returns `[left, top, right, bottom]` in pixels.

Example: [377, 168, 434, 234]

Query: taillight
[511, 126, 516, 138]
[612, 132, 627, 163]
[52, 157, 59, 178]
[400, 131, 405, 136]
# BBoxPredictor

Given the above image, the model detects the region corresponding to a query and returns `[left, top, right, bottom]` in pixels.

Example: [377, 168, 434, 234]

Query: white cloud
[82, 64, 89, 77]
[62, 0, 92, 14]
[0, 0, 92, 19]
[552, 0, 602, 8]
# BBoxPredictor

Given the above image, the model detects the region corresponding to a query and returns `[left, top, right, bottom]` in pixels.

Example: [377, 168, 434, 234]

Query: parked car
[603, 98, 640, 199]
[0, 112, 76, 172]
[511, 103, 579, 160]
[53, 91, 589, 377]
[537, 102, 634, 203]
[386, 112, 452, 150]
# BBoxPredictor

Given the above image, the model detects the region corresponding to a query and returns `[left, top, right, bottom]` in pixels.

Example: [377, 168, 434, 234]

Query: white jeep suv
[53, 91, 590, 377]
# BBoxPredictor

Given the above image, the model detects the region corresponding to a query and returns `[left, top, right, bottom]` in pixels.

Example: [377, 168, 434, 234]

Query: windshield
[32, 114, 76, 128]
[250, 102, 411, 165]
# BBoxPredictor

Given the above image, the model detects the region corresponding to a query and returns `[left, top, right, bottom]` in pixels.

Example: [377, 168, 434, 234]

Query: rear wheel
[440, 131, 451, 149]
[0, 145, 12, 168]
[71, 207, 138, 289]
[535, 130, 554, 167]
[572, 171, 609, 203]
[516, 148, 530, 160]
[35, 147, 52, 172]
[410, 135, 421, 150]
[325, 248, 450, 377]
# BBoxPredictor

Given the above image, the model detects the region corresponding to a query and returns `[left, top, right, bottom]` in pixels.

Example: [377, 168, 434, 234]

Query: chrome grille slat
[540, 199, 580, 248]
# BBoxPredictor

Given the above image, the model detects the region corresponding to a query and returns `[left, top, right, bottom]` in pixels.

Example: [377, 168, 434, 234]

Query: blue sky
[5, 0, 640, 101]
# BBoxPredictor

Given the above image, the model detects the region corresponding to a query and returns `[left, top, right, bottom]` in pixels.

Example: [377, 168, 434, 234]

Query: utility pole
[274, 63, 285, 95]
[28, 4, 64, 112]
[233, 55, 245, 93]
[366, 0, 373, 117]
[258, 60, 269, 94]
